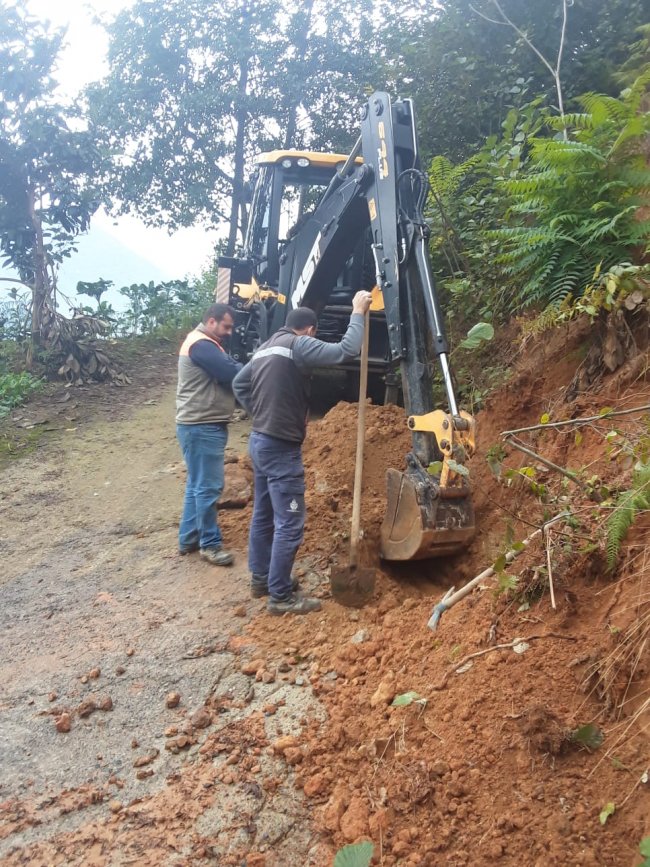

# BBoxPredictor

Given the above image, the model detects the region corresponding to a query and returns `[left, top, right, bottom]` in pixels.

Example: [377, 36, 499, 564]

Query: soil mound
[247, 320, 650, 865]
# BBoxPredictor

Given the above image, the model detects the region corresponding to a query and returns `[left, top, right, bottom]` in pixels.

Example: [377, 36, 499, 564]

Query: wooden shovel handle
[350, 310, 369, 568]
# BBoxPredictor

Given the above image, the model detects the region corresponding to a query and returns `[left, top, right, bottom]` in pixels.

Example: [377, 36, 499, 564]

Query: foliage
[0, 289, 31, 342]
[117, 277, 214, 336]
[640, 836, 650, 867]
[391, 691, 425, 707]
[90, 0, 380, 253]
[460, 321, 494, 350]
[599, 802, 615, 825]
[520, 263, 650, 337]
[428, 99, 545, 323]
[391, 0, 649, 164]
[568, 722, 604, 751]
[606, 461, 650, 570]
[0, 370, 42, 416]
[0, 3, 106, 342]
[333, 841, 374, 867]
[490, 76, 650, 309]
[430, 71, 650, 320]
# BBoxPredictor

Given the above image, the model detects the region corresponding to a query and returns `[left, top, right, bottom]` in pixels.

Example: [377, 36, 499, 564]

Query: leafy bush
[428, 71, 650, 319]
[490, 72, 650, 310]
[0, 371, 42, 416]
[117, 276, 215, 336]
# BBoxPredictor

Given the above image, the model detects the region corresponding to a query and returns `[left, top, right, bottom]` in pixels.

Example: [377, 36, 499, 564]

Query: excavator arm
[223, 91, 476, 561]
[359, 92, 475, 560]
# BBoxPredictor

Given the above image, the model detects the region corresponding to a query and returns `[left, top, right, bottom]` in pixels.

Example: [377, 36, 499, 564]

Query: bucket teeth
[380, 467, 475, 561]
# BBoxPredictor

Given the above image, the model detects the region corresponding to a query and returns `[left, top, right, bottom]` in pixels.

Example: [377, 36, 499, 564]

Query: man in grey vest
[176, 303, 242, 565]
[232, 290, 372, 615]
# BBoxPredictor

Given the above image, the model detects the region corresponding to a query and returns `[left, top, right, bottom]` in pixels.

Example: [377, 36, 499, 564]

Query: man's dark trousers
[248, 431, 305, 600]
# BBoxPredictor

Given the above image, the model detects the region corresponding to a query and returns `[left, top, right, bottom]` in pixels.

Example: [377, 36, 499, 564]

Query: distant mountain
[56, 225, 170, 311]
[0, 225, 171, 313]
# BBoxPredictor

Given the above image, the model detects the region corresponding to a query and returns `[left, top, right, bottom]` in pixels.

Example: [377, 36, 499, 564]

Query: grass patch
[0, 371, 43, 417]
[0, 426, 46, 469]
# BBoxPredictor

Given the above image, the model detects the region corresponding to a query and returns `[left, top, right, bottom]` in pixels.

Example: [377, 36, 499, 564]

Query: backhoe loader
[218, 91, 475, 562]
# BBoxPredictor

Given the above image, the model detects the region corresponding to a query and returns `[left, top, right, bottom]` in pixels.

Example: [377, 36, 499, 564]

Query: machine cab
[244, 150, 351, 290]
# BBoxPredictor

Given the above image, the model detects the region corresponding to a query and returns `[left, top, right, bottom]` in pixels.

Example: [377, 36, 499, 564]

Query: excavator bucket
[380, 467, 475, 561]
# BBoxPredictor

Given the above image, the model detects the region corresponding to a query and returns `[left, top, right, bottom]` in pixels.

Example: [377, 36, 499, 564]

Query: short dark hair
[286, 306, 318, 331]
[203, 303, 235, 323]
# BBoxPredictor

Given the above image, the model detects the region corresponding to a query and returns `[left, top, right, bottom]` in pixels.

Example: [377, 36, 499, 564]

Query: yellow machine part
[255, 150, 364, 169]
[231, 277, 277, 303]
[380, 410, 476, 561]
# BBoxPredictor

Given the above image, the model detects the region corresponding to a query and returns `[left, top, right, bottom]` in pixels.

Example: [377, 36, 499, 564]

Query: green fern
[489, 74, 650, 310]
[606, 462, 650, 570]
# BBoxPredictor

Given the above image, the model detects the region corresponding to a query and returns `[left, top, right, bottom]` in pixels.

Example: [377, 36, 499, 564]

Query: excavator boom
[220, 91, 476, 561]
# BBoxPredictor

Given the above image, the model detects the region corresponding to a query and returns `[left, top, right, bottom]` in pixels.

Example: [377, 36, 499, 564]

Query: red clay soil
[246, 318, 650, 865]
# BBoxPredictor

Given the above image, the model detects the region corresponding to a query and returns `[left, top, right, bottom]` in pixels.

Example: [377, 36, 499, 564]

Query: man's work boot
[250, 573, 300, 598]
[179, 543, 200, 556]
[200, 547, 235, 567]
[267, 592, 322, 616]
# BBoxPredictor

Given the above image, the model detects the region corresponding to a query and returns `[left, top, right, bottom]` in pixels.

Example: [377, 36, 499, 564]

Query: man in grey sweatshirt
[232, 290, 372, 615]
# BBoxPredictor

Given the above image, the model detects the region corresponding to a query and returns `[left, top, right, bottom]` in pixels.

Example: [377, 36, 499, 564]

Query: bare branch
[0, 277, 35, 291]
[487, 0, 556, 77]
[471, 0, 570, 136]
[468, 4, 510, 27]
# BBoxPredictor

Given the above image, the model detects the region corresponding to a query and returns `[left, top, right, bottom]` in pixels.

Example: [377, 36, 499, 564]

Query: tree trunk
[282, 0, 315, 149]
[239, 197, 249, 245]
[26, 185, 51, 363]
[227, 57, 250, 256]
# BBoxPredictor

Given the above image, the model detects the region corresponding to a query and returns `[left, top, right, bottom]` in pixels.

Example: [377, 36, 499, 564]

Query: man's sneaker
[250, 574, 300, 599]
[179, 543, 200, 555]
[200, 547, 234, 567]
[267, 592, 322, 616]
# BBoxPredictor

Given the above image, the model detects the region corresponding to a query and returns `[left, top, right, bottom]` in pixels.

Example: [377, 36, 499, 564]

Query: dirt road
[0, 350, 331, 865]
[2, 328, 649, 866]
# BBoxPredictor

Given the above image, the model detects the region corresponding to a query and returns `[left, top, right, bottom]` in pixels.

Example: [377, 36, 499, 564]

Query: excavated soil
[244, 318, 650, 865]
[1, 319, 649, 865]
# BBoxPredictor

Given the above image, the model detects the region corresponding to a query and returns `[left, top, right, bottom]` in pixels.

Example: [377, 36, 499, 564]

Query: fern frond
[606, 463, 650, 570]
[606, 503, 636, 570]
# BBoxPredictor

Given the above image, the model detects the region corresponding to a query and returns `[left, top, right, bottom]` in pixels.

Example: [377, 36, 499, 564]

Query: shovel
[330, 310, 376, 607]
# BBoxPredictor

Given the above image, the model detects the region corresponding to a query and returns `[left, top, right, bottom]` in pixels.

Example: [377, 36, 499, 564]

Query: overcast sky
[24, 0, 221, 282]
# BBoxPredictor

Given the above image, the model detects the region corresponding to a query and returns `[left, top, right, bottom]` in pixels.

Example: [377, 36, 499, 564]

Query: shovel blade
[380, 468, 475, 561]
[330, 565, 376, 608]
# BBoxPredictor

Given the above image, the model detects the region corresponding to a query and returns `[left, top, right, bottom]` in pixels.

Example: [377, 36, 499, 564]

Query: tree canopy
[90, 0, 381, 253]
[0, 2, 105, 338]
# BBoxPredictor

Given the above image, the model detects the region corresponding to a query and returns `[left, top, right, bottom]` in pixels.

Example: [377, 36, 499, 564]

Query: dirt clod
[54, 713, 71, 733]
[136, 769, 154, 780]
[77, 699, 96, 718]
[166, 691, 181, 709]
[241, 658, 265, 676]
[190, 707, 212, 730]
[370, 674, 395, 707]
[133, 750, 159, 768]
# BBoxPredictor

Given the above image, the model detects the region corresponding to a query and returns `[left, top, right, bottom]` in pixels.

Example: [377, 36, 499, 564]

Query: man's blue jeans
[248, 431, 305, 600]
[176, 423, 228, 551]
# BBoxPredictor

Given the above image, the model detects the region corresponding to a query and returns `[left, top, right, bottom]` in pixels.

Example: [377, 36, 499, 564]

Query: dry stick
[430, 633, 576, 691]
[504, 434, 591, 492]
[545, 526, 557, 610]
[501, 403, 650, 437]
[427, 512, 570, 630]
